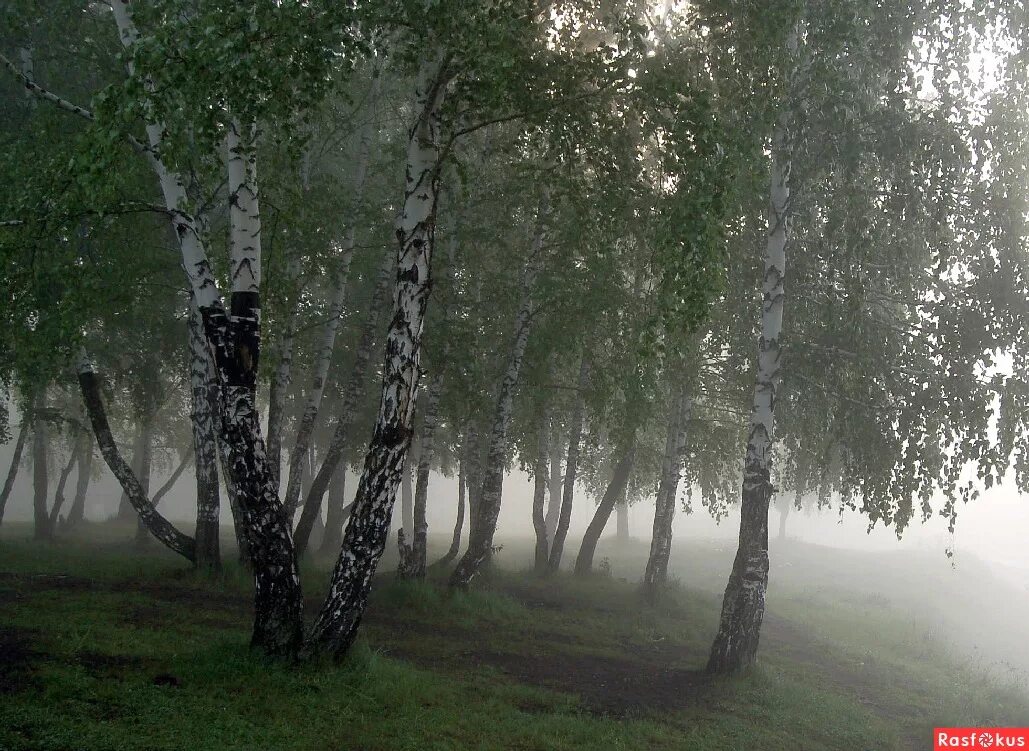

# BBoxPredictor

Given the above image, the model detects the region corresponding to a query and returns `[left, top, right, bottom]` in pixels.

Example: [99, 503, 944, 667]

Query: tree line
[1, 0, 1027, 674]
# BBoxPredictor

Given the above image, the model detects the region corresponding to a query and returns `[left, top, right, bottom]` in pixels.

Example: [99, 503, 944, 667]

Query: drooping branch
[0, 51, 94, 120]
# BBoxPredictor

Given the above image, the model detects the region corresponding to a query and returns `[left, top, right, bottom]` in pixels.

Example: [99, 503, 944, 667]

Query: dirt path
[0, 569, 923, 744]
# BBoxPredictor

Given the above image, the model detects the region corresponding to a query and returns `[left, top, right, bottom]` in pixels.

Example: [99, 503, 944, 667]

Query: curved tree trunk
[0, 417, 31, 527]
[78, 356, 196, 562]
[117, 422, 147, 520]
[449, 191, 549, 589]
[435, 456, 466, 567]
[707, 31, 796, 673]
[531, 413, 550, 572]
[305, 56, 451, 659]
[294, 254, 393, 555]
[574, 438, 636, 576]
[65, 430, 92, 527]
[642, 388, 692, 598]
[547, 356, 590, 574]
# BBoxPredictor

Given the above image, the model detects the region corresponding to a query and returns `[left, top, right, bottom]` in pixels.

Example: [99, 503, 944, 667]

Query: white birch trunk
[307, 55, 451, 658]
[707, 24, 799, 674]
[110, 0, 303, 656]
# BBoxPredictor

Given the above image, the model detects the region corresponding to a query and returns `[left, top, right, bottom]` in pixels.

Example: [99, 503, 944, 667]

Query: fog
[6, 429, 1028, 682]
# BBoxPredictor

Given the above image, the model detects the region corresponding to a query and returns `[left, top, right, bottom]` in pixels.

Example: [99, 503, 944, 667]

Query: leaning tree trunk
[117, 422, 147, 520]
[574, 438, 636, 576]
[707, 33, 796, 673]
[188, 300, 222, 570]
[294, 254, 393, 555]
[547, 356, 590, 574]
[545, 423, 562, 542]
[305, 56, 450, 659]
[531, 413, 550, 572]
[0, 416, 30, 526]
[47, 444, 79, 535]
[435, 456, 466, 567]
[78, 354, 196, 562]
[31, 395, 49, 540]
[65, 430, 92, 527]
[642, 388, 692, 599]
[112, 0, 303, 657]
[449, 192, 549, 589]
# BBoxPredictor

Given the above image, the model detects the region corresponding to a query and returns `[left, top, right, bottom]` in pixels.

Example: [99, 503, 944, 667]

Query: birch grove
[1, 0, 1026, 684]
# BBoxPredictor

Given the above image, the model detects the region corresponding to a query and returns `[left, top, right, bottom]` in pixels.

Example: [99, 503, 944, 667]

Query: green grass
[1, 527, 1026, 750]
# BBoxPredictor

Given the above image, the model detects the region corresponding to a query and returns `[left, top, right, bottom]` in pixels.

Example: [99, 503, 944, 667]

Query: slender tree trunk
[616, 499, 629, 544]
[642, 388, 692, 598]
[189, 301, 222, 570]
[435, 457, 466, 567]
[450, 191, 549, 588]
[316, 462, 347, 555]
[0, 417, 30, 526]
[545, 424, 562, 542]
[532, 414, 550, 572]
[46, 443, 79, 535]
[547, 357, 590, 574]
[306, 56, 450, 659]
[404, 373, 442, 578]
[32, 395, 49, 540]
[66, 430, 92, 527]
[777, 502, 789, 541]
[78, 355, 196, 562]
[294, 253, 393, 555]
[707, 30, 796, 673]
[574, 438, 636, 576]
[150, 454, 193, 508]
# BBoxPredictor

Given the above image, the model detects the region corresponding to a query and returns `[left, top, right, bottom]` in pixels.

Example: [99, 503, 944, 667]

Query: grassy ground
[1, 523, 1026, 750]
